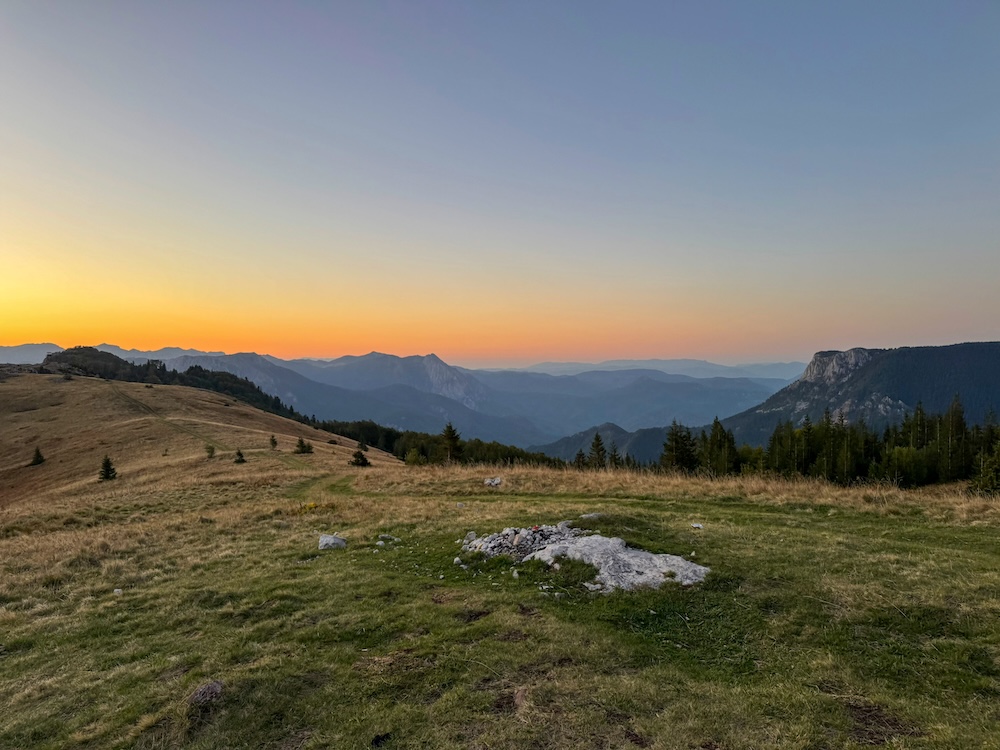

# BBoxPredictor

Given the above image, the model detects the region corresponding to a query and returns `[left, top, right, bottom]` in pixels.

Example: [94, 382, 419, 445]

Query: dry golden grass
[371, 461, 1000, 523]
[0, 373, 397, 510]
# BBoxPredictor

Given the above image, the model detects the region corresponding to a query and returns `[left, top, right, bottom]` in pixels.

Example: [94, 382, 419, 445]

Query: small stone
[375, 540, 385, 547]
[691, 523, 704, 529]
[319, 534, 347, 550]
[439, 575, 444, 580]
[188, 680, 223, 707]
[456, 502, 465, 508]
[454, 557, 462, 565]
[464, 531, 477, 542]
[113, 588, 123, 595]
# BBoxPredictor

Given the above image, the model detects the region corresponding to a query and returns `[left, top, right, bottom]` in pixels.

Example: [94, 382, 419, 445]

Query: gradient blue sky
[2, 1, 998, 367]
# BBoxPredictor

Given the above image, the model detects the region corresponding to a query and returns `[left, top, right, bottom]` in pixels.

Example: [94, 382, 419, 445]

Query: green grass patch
[2, 472, 999, 748]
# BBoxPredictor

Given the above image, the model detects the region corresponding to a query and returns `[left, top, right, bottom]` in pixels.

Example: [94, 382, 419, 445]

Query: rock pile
[459, 520, 711, 592]
[460, 521, 588, 560]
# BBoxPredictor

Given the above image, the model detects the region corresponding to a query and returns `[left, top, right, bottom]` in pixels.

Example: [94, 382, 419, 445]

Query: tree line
[649, 399, 1000, 493]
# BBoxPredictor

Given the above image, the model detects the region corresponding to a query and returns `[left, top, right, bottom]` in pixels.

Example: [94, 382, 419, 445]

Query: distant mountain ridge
[518, 358, 805, 380]
[160, 351, 781, 447]
[1, 342, 795, 447]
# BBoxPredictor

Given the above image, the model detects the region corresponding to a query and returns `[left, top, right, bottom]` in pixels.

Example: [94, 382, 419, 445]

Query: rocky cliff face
[421, 354, 488, 409]
[799, 348, 881, 385]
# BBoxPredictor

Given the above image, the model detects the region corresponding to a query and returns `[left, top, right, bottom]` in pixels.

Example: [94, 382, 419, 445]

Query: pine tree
[294, 437, 314, 454]
[441, 422, 462, 463]
[588, 431, 607, 469]
[350, 450, 371, 467]
[205, 444, 215, 459]
[608, 441, 622, 469]
[99, 455, 117, 481]
[29, 447, 45, 466]
[573, 449, 587, 470]
[269, 435, 278, 450]
[660, 421, 697, 472]
[234, 448, 246, 464]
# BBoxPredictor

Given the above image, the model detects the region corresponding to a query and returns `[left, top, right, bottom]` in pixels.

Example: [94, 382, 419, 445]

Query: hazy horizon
[2, 339, 815, 371]
[3, 2, 998, 366]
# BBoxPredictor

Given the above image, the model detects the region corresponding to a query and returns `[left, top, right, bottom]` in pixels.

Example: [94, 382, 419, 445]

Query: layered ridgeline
[3, 344, 794, 448]
[722, 343, 1000, 446]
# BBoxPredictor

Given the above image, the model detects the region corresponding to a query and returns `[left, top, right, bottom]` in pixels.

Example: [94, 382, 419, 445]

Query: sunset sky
[2, 2, 998, 368]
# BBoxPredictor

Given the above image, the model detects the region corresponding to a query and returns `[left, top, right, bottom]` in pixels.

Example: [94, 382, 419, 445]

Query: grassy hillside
[1, 374, 999, 749]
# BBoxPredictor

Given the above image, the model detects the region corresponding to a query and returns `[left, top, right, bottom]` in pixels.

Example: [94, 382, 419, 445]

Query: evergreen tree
[29, 447, 45, 466]
[573, 449, 587, 470]
[99, 455, 117, 481]
[350, 449, 371, 467]
[234, 448, 246, 464]
[608, 441, 622, 469]
[660, 421, 697, 473]
[441, 422, 462, 462]
[701, 418, 738, 476]
[294, 437, 314, 454]
[269, 435, 278, 450]
[588, 431, 607, 469]
[357, 437, 369, 452]
[205, 444, 215, 459]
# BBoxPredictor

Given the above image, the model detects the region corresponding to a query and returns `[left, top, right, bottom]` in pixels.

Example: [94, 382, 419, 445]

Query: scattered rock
[375, 540, 385, 547]
[579, 512, 603, 520]
[464, 531, 477, 543]
[113, 588, 123, 595]
[691, 523, 704, 529]
[319, 534, 347, 550]
[188, 680, 224, 707]
[378, 534, 401, 543]
[484, 477, 502, 487]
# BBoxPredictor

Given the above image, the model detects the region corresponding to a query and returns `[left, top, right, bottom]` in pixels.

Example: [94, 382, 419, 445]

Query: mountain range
[2, 343, 802, 448]
[13, 342, 998, 464]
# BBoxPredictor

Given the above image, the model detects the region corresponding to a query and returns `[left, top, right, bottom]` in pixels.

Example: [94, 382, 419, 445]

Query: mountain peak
[800, 348, 882, 385]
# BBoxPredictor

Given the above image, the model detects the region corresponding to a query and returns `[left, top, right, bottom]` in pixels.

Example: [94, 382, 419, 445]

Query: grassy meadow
[1, 374, 999, 749]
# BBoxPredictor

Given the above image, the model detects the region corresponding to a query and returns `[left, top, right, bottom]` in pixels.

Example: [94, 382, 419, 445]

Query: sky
[2, 1, 998, 368]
